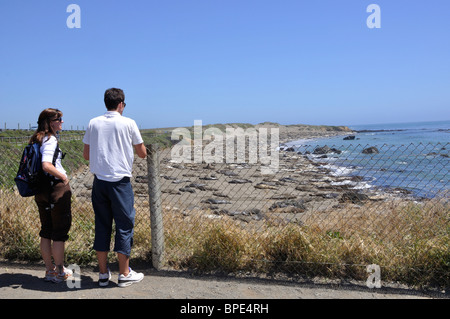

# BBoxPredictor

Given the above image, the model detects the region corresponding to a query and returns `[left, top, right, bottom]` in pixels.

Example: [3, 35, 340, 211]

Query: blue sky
[1, 0, 449, 130]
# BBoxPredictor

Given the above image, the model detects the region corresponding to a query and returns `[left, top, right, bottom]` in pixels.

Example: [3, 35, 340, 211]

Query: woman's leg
[52, 241, 65, 271]
[40, 237, 54, 271]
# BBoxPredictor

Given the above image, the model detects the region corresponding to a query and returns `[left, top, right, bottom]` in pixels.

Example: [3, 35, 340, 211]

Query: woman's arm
[42, 162, 69, 185]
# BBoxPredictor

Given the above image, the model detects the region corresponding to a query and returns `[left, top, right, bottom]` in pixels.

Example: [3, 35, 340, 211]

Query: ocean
[285, 120, 450, 199]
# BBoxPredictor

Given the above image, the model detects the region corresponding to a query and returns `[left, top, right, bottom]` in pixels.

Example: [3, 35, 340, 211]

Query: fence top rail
[0, 133, 85, 141]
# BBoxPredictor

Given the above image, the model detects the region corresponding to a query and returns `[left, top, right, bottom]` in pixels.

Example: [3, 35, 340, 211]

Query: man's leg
[118, 252, 130, 276]
[110, 178, 135, 271]
[96, 251, 109, 274]
[109, 177, 144, 287]
[92, 177, 113, 274]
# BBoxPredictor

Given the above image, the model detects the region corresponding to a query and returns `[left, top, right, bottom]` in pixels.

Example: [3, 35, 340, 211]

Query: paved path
[0, 261, 438, 300]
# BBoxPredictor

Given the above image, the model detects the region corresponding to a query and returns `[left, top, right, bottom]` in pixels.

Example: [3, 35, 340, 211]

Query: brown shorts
[35, 181, 72, 242]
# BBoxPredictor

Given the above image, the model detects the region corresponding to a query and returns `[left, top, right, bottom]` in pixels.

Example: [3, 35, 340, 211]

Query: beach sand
[71, 124, 396, 229]
[127, 125, 407, 232]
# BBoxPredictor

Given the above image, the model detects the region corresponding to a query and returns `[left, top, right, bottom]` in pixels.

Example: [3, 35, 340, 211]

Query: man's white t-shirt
[83, 111, 144, 182]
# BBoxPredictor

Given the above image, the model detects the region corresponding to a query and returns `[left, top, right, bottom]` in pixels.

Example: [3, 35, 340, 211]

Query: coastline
[125, 126, 418, 228]
[69, 123, 428, 226]
[70, 123, 430, 230]
[278, 122, 449, 201]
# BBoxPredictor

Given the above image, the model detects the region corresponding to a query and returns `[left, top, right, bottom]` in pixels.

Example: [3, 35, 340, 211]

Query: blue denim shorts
[92, 176, 135, 256]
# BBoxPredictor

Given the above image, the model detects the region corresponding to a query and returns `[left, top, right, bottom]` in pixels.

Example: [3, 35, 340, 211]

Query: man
[83, 88, 147, 287]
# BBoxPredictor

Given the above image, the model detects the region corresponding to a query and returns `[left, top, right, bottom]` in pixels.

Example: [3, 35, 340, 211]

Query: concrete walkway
[0, 261, 439, 300]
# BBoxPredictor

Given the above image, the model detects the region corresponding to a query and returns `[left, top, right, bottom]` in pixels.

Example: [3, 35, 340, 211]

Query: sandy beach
[71, 123, 397, 228]
[108, 124, 411, 232]
[70, 123, 422, 231]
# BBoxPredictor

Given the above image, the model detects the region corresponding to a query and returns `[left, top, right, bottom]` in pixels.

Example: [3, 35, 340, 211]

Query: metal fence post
[146, 144, 165, 270]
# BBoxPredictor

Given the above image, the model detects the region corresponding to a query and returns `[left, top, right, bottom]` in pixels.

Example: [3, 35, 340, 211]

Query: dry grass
[163, 196, 449, 288]
[1, 189, 448, 289]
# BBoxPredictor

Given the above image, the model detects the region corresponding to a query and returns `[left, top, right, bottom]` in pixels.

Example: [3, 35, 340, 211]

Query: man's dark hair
[104, 88, 125, 110]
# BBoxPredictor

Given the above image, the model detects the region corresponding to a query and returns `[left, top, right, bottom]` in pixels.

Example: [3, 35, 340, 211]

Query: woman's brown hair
[29, 108, 63, 145]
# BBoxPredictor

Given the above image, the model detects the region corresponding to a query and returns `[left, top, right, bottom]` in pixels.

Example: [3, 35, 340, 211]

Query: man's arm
[83, 144, 90, 161]
[134, 143, 147, 159]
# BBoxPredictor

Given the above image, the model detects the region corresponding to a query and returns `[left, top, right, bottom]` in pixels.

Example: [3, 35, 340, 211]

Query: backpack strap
[52, 143, 66, 164]
[52, 143, 60, 166]
[47, 143, 65, 185]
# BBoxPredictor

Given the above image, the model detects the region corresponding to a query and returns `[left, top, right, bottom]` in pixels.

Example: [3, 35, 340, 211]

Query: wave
[319, 163, 354, 177]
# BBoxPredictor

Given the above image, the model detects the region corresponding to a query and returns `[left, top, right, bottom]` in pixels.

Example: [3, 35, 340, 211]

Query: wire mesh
[0, 134, 448, 289]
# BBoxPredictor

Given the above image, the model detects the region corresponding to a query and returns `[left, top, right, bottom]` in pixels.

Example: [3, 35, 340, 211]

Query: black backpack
[14, 142, 60, 197]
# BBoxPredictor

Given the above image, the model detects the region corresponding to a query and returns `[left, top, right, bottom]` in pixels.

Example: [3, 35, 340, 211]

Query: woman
[29, 108, 72, 283]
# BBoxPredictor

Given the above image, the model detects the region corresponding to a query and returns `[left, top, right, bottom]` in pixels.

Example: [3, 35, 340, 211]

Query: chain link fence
[0, 133, 448, 290]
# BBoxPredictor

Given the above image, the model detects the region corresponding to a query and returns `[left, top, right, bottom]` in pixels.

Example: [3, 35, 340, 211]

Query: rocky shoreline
[70, 125, 414, 228]
[144, 127, 415, 227]
[252, 122, 353, 144]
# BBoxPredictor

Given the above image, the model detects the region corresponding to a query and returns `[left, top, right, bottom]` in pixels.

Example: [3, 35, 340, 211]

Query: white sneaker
[52, 266, 73, 284]
[98, 269, 111, 287]
[118, 268, 144, 288]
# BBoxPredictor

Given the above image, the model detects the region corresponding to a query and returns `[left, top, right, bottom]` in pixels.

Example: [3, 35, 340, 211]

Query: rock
[227, 208, 261, 217]
[313, 146, 331, 155]
[254, 183, 278, 190]
[217, 208, 264, 223]
[135, 176, 148, 183]
[172, 179, 191, 184]
[279, 177, 299, 183]
[269, 199, 306, 212]
[213, 192, 230, 198]
[217, 170, 239, 176]
[234, 209, 264, 223]
[229, 179, 252, 184]
[202, 198, 232, 205]
[162, 189, 181, 195]
[268, 194, 297, 200]
[362, 146, 379, 154]
[199, 175, 218, 180]
[295, 185, 317, 192]
[331, 148, 342, 154]
[134, 184, 148, 195]
[368, 194, 388, 201]
[343, 135, 356, 140]
[179, 187, 196, 193]
[313, 146, 342, 155]
[188, 183, 207, 191]
[309, 192, 340, 199]
[339, 192, 369, 204]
